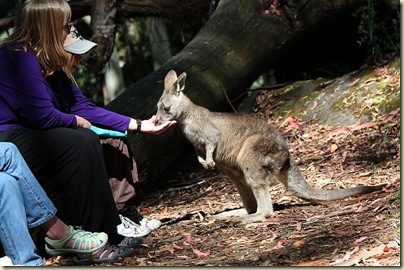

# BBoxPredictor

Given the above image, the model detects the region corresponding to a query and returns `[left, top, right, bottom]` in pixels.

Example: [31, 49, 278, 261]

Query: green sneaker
[45, 226, 108, 256]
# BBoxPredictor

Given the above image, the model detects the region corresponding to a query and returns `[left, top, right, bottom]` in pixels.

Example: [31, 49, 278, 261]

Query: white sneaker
[140, 217, 162, 230]
[0, 256, 14, 266]
[117, 215, 151, 238]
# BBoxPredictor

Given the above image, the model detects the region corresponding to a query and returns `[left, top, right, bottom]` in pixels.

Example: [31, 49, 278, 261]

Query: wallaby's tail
[286, 158, 386, 201]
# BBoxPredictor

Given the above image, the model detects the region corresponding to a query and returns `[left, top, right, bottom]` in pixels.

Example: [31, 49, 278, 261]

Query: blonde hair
[64, 54, 79, 85]
[5, 0, 73, 78]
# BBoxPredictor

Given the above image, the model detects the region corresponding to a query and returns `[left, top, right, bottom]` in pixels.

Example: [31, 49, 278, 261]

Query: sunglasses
[70, 28, 83, 39]
[64, 22, 73, 32]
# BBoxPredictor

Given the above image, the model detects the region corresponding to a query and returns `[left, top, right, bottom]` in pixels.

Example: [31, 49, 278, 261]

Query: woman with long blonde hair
[0, 0, 173, 264]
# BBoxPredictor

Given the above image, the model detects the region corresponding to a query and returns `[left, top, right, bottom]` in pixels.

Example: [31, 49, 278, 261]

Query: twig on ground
[304, 206, 371, 224]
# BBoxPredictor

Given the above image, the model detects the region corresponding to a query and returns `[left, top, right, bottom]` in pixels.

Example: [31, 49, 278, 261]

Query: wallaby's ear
[176, 72, 187, 94]
[164, 70, 178, 91]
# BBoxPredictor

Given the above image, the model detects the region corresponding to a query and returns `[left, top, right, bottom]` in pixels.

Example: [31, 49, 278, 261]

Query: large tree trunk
[68, 0, 210, 19]
[91, 0, 117, 72]
[105, 0, 369, 182]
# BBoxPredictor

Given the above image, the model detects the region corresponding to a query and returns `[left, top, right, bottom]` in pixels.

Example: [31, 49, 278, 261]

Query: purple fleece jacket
[0, 45, 130, 132]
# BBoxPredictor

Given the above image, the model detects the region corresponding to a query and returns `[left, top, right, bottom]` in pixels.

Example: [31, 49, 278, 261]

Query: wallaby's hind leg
[211, 167, 257, 220]
[233, 182, 272, 223]
[212, 174, 274, 222]
[223, 167, 258, 213]
[211, 166, 275, 223]
[225, 138, 287, 223]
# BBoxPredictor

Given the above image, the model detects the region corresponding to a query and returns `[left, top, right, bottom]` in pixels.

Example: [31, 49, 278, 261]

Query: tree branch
[68, 0, 210, 19]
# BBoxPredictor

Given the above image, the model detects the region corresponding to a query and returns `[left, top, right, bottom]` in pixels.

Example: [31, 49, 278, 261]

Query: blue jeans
[0, 142, 56, 266]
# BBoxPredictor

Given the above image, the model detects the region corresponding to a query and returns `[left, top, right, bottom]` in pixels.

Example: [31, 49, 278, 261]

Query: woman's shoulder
[0, 44, 41, 72]
[0, 45, 39, 68]
[0, 44, 36, 61]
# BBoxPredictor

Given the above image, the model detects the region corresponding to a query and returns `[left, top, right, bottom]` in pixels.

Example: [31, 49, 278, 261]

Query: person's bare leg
[41, 217, 69, 240]
[41, 217, 96, 249]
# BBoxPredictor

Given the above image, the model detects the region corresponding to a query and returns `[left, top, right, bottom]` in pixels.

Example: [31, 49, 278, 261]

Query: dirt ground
[130, 108, 400, 267]
[45, 105, 400, 267]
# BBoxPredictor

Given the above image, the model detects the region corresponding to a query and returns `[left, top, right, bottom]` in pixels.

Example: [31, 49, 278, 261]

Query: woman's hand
[129, 116, 176, 135]
[75, 115, 91, 129]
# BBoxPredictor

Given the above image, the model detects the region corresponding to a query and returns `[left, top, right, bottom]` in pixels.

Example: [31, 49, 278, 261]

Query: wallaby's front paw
[206, 160, 216, 170]
[199, 160, 216, 170]
[200, 162, 208, 169]
[198, 156, 216, 170]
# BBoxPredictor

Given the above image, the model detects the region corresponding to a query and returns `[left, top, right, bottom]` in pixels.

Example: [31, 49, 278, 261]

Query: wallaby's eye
[164, 106, 171, 113]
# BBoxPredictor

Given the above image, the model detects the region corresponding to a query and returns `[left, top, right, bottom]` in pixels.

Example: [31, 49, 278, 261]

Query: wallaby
[154, 70, 385, 223]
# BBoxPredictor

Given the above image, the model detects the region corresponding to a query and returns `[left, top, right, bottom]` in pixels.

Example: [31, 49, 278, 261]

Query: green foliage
[390, 189, 400, 200]
[74, 60, 102, 106]
[115, 19, 154, 88]
[357, 0, 400, 66]
[280, 228, 293, 237]
[249, 75, 266, 90]
[0, 0, 22, 38]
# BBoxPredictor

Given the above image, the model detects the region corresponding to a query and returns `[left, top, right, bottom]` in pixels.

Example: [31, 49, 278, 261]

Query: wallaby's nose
[151, 115, 159, 125]
[153, 118, 160, 125]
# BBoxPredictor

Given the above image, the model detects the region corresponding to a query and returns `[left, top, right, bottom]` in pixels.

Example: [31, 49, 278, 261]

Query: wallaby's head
[154, 70, 187, 125]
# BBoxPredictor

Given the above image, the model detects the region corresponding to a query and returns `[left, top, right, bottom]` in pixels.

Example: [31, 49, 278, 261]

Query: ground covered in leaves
[45, 62, 400, 267]
[123, 107, 399, 267]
